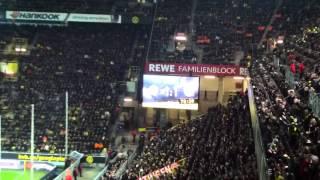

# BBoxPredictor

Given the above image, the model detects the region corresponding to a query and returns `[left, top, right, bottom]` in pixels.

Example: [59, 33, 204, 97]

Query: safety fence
[308, 91, 320, 118]
[53, 151, 84, 180]
[248, 84, 269, 180]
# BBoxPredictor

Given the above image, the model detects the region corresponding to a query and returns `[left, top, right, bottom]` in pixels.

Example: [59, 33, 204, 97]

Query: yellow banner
[18, 154, 65, 162]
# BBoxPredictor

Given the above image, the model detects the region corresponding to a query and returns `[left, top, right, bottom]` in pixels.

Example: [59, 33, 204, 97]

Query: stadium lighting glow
[175, 36, 187, 41]
[277, 36, 284, 44]
[204, 75, 216, 79]
[233, 76, 245, 80]
[124, 97, 133, 102]
[14, 47, 27, 52]
[277, 39, 284, 44]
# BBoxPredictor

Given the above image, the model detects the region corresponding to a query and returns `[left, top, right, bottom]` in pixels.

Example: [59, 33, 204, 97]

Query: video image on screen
[142, 75, 199, 110]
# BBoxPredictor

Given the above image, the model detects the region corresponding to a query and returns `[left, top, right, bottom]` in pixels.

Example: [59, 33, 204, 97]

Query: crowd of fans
[249, 3, 320, 176]
[0, 0, 320, 179]
[148, 0, 194, 62]
[0, 23, 149, 154]
[121, 95, 257, 180]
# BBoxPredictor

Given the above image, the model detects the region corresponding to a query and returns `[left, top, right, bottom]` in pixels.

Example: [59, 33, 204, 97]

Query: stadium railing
[248, 83, 269, 180]
[93, 164, 110, 180]
[114, 147, 138, 179]
[308, 91, 320, 118]
[285, 66, 296, 88]
[53, 151, 84, 180]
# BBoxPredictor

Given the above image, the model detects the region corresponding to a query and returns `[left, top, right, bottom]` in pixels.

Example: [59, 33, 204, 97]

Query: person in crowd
[299, 61, 305, 79]
[73, 168, 78, 180]
[78, 163, 82, 177]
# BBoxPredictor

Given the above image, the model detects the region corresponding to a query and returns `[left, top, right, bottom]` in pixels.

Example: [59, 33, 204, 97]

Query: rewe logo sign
[6, 11, 68, 21]
[148, 63, 175, 73]
[145, 62, 249, 77]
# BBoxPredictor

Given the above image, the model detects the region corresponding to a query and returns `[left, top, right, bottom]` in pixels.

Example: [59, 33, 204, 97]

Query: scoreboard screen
[142, 74, 199, 110]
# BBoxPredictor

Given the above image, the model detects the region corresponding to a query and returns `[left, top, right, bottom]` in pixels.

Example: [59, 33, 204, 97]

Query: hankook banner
[6, 11, 68, 21]
[5, 11, 122, 23]
[144, 62, 249, 76]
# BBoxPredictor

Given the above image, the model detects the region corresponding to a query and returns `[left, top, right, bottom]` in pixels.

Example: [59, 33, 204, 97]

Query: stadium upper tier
[0, 0, 154, 15]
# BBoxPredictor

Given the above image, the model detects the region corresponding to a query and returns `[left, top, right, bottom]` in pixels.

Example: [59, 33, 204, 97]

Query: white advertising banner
[68, 13, 121, 23]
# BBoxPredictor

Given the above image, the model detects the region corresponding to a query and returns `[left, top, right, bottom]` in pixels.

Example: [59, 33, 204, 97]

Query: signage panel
[6, 11, 68, 21]
[6, 11, 122, 24]
[68, 13, 121, 23]
[144, 62, 249, 76]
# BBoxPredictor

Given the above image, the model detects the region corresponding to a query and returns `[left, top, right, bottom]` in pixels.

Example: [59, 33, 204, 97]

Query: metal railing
[248, 84, 269, 180]
[114, 147, 138, 179]
[53, 151, 84, 180]
[94, 164, 110, 180]
[308, 91, 320, 118]
[283, 66, 320, 118]
[284, 66, 296, 88]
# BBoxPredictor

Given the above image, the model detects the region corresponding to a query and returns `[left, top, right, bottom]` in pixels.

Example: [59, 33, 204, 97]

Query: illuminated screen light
[277, 39, 284, 44]
[14, 47, 27, 52]
[123, 97, 133, 102]
[0, 62, 19, 77]
[277, 35, 285, 44]
[175, 36, 187, 41]
[142, 101, 198, 110]
[175, 33, 187, 41]
[0, 62, 7, 73]
[5, 62, 19, 75]
[204, 75, 216, 79]
[142, 75, 199, 110]
[233, 76, 245, 80]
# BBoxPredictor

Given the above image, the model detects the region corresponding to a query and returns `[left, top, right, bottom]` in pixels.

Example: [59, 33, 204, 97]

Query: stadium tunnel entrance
[122, 62, 250, 127]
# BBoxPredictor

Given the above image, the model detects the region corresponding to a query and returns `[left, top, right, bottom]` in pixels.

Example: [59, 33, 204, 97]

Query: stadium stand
[0, 0, 320, 180]
[0, 24, 149, 154]
[119, 95, 257, 180]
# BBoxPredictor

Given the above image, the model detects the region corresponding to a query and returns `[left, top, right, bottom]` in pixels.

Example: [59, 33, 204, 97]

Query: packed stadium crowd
[147, 0, 194, 62]
[119, 94, 257, 180]
[251, 57, 319, 179]
[247, 2, 320, 178]
[0, 24, 148, 154]
[0, 0, 320, 179]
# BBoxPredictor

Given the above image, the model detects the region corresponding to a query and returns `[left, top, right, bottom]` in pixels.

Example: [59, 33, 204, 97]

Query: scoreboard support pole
[31, 104, 35, 180]
[0, 115, 2, 161]
[65, 91, 69, 157]
[0, 115, 2, 174]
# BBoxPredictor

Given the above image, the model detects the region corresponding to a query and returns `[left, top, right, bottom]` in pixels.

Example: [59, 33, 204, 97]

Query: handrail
[309, 91, 320, 118]
[93, 164, 110, 180]
[114, 147, 138, 179]
[53, 151, 84, 180]
[248, 83, 269, 180]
